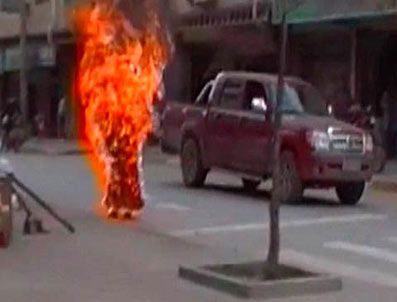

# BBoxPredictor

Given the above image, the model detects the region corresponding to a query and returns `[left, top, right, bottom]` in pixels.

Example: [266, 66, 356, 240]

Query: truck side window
[242, 81, 268, 112]
[195, 82, 213, 106]
[218, 80, 244, 110]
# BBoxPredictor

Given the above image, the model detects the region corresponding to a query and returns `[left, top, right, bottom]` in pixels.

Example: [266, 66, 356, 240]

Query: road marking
[166, 157, 179, 165]
[387, 237, 397, 244]
[151, 203, 190, 211]
[170, 214, 387, 237]
[282, 249, 397, 287]
[324, 241, 397, 264]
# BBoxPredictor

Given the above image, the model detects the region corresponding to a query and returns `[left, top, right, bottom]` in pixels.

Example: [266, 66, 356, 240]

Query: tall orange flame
[73, 1, 169, 219]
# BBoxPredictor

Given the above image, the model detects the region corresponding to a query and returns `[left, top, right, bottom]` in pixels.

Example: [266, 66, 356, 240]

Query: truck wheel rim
[183, 142, 197, 182]
[280, 161, 292, 200]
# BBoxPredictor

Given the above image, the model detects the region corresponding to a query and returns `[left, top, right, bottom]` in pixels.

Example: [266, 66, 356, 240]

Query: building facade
[170, 0, 397, 118]
[0, 0, 73, 137]
[1, 0, 397, 137]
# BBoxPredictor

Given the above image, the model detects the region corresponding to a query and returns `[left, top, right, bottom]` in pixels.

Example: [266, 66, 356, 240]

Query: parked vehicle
[148, 84, 165, 144]
[1, 116, 30, 153]
[161, 72, 375, 205]
[345, 104, 386, 173]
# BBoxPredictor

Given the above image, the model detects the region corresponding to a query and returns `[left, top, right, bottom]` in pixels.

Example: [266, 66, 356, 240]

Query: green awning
[276, 0, 397, 26]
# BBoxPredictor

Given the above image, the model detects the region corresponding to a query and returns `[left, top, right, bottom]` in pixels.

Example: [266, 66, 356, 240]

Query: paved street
[1, 147, 397, 301]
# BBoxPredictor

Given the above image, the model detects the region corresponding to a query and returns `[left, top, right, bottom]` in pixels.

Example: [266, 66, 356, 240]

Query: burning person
[73, 0, 170, 219]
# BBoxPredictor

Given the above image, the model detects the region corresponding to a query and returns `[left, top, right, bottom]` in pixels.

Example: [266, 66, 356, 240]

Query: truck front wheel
[278, 151, 303, 203]
[181, 137, 207, 187]
[336, 181, 365, 205]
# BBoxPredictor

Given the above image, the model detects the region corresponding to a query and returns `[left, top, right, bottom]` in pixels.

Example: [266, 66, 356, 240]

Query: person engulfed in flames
[73, 0, 171, 219]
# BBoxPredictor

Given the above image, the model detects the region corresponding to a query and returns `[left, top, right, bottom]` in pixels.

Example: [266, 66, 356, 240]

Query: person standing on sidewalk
[57, 95, 66, 139]
[381, 83, 397, 159]
[1, 98, 21, 152]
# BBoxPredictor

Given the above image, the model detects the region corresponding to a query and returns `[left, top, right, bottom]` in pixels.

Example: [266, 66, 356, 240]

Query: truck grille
[330, 133, 364, 154]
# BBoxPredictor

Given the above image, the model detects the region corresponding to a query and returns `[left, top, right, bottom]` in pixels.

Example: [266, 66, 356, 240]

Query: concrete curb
[20, 147, 92, 156]
[179, 264, 342, 299]
[371, 179, 397, 193]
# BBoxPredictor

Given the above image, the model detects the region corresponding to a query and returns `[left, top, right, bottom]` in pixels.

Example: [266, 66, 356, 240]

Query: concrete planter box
[179, 261, 342, 299]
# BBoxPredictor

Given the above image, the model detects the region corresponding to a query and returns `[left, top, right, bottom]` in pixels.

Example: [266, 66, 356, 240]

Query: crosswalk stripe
[151, 203, 190, 211]
[282, 249, 397, 287]
[387, 237, 397, 244]
[324, 241, 397, 264]
[170, 214, 387, 237]
[166, 157, 179, 165]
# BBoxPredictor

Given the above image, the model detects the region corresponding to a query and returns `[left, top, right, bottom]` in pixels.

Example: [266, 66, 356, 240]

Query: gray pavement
[18, 138, 397, 193]
[1, 147, 397, 301]
[20, 138, 91, 155]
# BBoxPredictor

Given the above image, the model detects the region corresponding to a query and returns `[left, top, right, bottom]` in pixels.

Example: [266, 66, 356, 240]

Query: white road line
[166, 157, 179, 165]
[151, 203, 190, 211]
[387, 237, 397, 244]
[282, 249, 397, 287]
[170, 214, 387, 237]
[324, 241, 397, 265]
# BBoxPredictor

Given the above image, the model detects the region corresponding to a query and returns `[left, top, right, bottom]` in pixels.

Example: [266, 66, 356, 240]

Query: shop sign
[36, 46, 56, 67]
[3, 45, 56, 72]
[4, 47, 21, 72]
[0, 0, 22, 13]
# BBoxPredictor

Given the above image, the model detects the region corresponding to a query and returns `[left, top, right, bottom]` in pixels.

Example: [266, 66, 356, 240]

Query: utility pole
[19, 0, 28, 122]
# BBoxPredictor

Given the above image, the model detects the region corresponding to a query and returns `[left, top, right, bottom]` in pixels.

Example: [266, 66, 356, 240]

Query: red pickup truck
[161, 72, 374, 205]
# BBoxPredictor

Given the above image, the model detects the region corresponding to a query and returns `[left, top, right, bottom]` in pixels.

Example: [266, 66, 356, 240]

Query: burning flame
[73, 1, 169, 219]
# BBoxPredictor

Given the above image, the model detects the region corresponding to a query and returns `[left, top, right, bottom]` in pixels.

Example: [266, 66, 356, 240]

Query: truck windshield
[269, 82, 328, 116]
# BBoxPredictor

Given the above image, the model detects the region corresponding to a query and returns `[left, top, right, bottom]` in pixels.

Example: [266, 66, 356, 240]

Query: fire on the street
[72, 1, 169, 219]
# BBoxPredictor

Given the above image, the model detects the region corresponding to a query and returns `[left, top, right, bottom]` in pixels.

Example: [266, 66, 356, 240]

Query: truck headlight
[306, 130, 330, 151]
[365, 134, 374, 153]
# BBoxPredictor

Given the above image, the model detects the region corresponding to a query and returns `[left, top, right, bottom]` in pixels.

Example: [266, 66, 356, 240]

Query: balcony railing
[178, 1, 271, 29]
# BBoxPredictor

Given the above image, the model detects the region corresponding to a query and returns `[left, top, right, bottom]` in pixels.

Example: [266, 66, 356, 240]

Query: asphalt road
[1, 147, 397, 302]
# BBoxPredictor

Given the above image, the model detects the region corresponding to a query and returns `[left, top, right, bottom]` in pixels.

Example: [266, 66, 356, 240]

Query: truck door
[206, 79, 245, 168]
[234, 80, 273, 175]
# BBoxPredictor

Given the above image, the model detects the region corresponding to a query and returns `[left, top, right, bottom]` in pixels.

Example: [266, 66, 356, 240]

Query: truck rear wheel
[336, 181, 365, 205]
[278, 151, 303, 203]
[181, 137, 207, 187]
[0, 179, 12, 248]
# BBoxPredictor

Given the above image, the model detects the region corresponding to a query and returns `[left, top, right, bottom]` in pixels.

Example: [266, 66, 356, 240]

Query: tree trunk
[19, 1, 28, 123]
[267, 12, 288, 271]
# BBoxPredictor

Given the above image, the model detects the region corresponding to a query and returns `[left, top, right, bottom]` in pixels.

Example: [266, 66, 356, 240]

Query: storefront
[172, 0, 275, 100]
[0, 43, 60, 136]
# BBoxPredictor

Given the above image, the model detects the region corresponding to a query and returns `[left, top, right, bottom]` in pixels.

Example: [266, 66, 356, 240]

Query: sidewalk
[20, 138, 91, 156]
[371, 160, 397, 193]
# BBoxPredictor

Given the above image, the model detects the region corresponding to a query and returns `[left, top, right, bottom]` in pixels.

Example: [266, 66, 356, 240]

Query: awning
[283, 0, 397, 31]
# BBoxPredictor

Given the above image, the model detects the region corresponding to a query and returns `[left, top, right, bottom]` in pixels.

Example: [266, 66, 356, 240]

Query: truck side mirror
[251, 97, 268, 114]
[327, 104, 334, 116]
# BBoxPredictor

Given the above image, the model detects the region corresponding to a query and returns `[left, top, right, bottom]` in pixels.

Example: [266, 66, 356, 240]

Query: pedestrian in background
[57, 95, 66, 139]
[381, 83, 397, 159]
[1, 98, 21, 152]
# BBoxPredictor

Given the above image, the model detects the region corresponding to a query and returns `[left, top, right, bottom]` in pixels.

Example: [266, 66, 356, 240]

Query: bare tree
[267, 0, 305, 271]
[19, 0, 28, 122]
